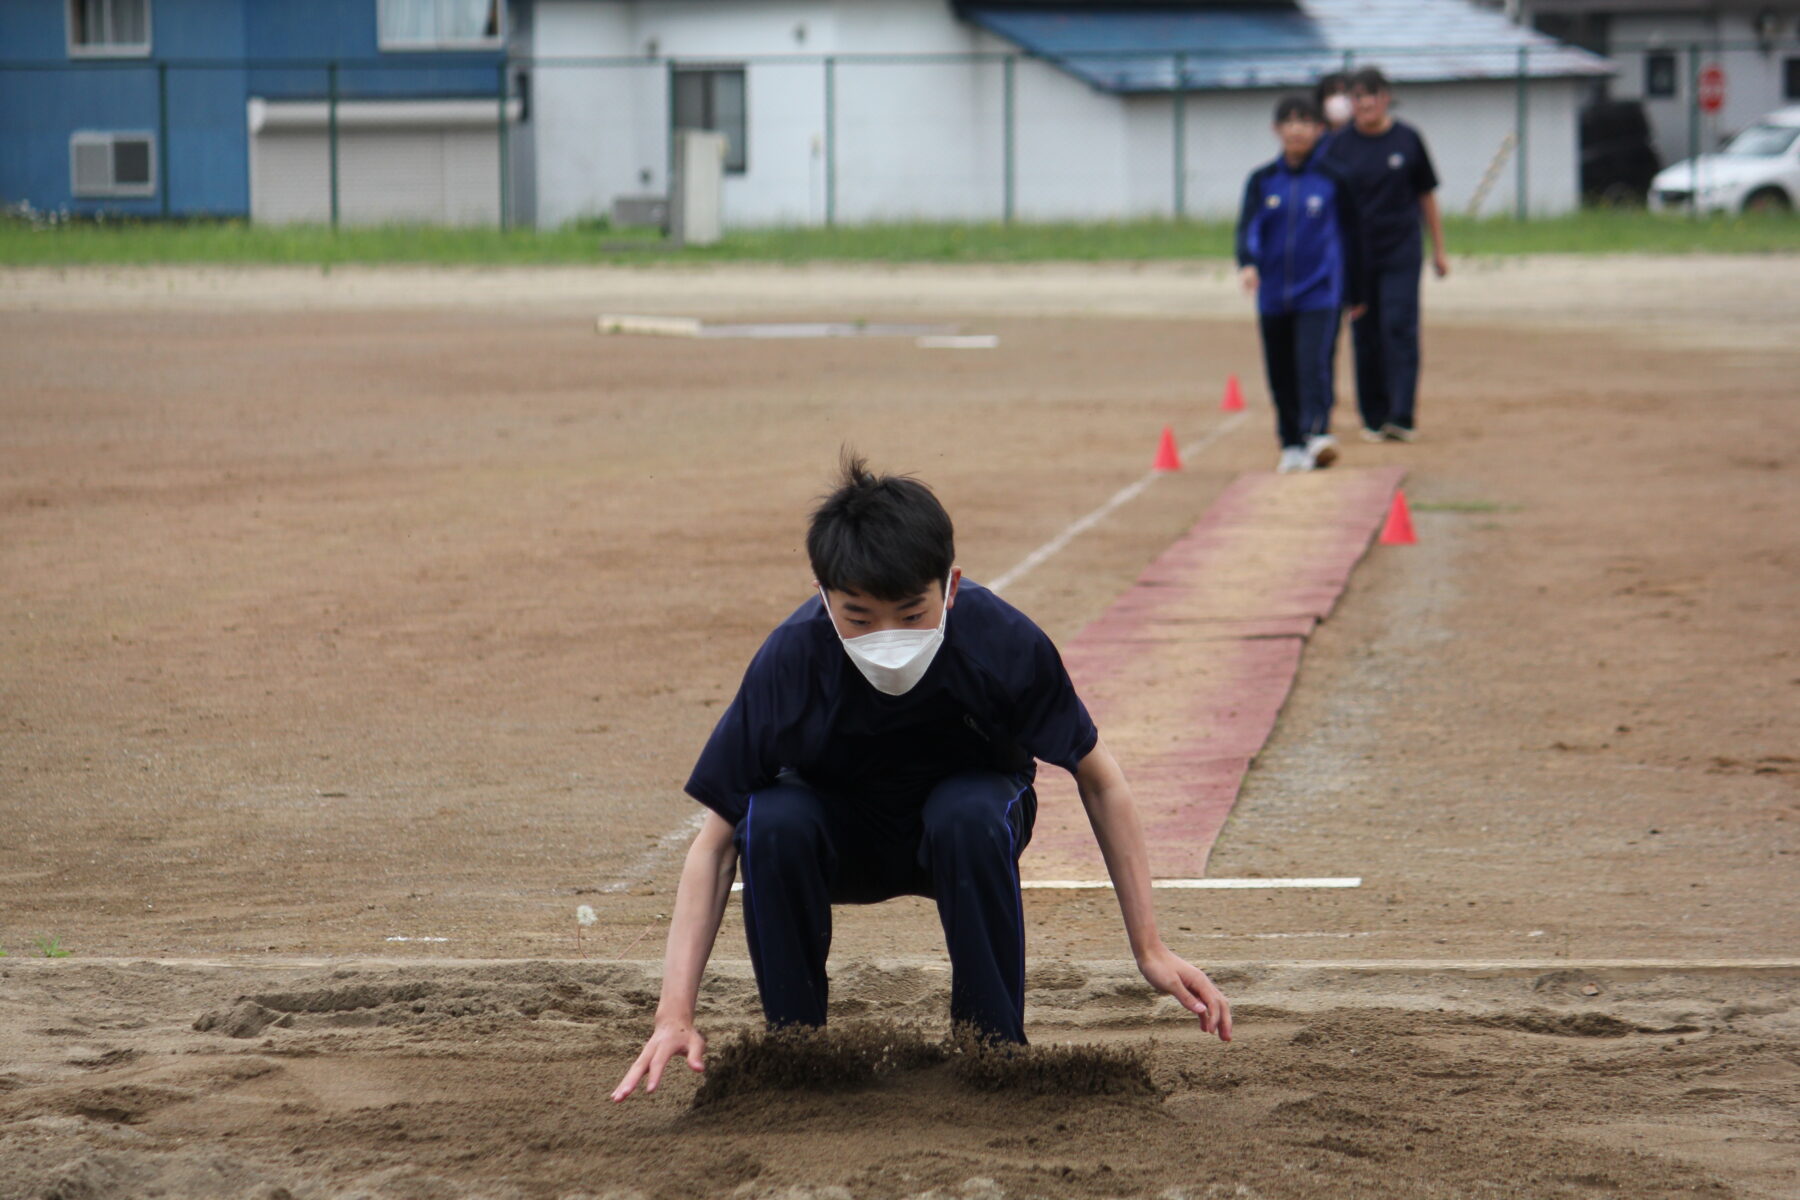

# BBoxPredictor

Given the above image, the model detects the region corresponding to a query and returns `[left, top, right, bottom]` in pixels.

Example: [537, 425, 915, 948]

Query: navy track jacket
[1235, 151, 1366, 316]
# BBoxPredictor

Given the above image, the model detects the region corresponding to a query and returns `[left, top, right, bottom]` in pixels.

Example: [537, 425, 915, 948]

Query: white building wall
[1608, 13, 1794, 166]
[527, 0, 1588, 227]
[1159, 78, 1582, 220]
[1399, 78, 1585, 217]
[532, 0, 852, 226]
[833, 57, 989, 221]
[1011, 57, 1135, 220]
[530, 1, 659, 228]
[832, 0, 989, 220]
[1173, 90, 1295, 218]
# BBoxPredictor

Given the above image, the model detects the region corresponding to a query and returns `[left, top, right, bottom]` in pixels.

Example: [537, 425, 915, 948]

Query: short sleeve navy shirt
[1321, 119, 1439, 265]
[684, 581, 1099, 825]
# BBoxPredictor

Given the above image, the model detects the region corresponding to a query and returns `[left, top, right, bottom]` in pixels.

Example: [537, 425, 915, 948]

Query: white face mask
[820, 575, 951, 696]
[1324, 94, 1354, 127]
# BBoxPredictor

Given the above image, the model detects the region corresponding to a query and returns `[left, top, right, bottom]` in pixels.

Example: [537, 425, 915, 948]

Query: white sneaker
[1381, 422, 1416, 443]
[1277, 446, 1311, 474]
[1307, 434, 1339, 468]
[1358, 427, 1386, 443]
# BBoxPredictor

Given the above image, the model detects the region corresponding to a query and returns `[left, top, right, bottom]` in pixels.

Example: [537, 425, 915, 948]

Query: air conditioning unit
[611, 194, 669, 230]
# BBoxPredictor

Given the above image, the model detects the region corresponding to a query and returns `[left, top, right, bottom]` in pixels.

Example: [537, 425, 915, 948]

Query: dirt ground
[2, 257, 1797, 1199]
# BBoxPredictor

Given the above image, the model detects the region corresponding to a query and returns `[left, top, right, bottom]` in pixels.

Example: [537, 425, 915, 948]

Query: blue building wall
[0, 0, 507, 218]
[246, 0, 507, 101]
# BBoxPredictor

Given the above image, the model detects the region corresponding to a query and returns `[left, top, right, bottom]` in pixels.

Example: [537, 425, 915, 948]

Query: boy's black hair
[1273, 94, 1322, 125]
[1349, 66, 1390, 95]
[807, 450, 955, 601]
[1312, 71, 1350, 107]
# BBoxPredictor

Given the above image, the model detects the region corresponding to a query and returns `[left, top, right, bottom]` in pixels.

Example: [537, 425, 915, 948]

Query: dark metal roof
[954, 1, 1613, 92]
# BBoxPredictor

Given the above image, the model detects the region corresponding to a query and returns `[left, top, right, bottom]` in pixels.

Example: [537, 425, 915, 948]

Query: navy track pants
[735, 770, 1036, 1044]
[1258, 307, 1339, 450]
[1350, 256, 1424, 432]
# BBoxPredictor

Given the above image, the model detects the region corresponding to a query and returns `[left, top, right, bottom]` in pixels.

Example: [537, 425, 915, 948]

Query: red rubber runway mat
[1023, 466, 1406, 881]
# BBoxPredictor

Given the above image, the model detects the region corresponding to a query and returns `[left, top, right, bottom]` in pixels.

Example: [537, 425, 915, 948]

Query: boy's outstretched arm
[1074, 739, 1234, 1042]
[611, 810, 739, 1101]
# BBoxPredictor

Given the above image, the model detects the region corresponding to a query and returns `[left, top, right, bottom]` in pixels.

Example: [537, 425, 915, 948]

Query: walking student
[1236, 95, 1367, 474]
[610, 455, 1233, 1101]
[1320, 66, 1449, 442]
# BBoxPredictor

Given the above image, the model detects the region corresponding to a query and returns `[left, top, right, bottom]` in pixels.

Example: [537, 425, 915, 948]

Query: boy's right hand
[1238, 266, 1259, 295]
[611, 1018, 707, 1102]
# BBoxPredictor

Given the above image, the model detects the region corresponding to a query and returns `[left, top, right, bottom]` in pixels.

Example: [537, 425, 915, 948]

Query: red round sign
[1698, 63, 1725, 114]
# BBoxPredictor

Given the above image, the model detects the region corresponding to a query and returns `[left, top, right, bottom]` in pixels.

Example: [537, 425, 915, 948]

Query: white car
[1650, 105, 1800, 214]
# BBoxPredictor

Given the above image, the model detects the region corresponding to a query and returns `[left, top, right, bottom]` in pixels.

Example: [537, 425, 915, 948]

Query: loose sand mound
[691, 1024, 1154, 1108]
[2, 958, 1795, 1199]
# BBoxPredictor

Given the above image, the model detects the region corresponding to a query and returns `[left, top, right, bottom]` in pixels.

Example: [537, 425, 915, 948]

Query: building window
[70, 132, 156, 198]
[1644, 52, 1678, 99]
[378, 0, 503, 50]
[68, 0, 151, 56]
[1785, 57, 1800, 100]
[673, 66, 747, 174]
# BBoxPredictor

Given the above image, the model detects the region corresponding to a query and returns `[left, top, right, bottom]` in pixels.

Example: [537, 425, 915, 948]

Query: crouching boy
[611, 455, 1232, 1101]
[1236, 94, 1367, 474]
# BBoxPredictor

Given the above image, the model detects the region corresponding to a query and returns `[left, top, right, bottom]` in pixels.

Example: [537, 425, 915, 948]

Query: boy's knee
[922, 777, 1019, 856]
[742, 784, 825, 862]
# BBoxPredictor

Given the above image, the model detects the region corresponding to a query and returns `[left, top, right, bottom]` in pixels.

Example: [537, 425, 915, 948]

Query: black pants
[1351, 255, 1423, 432]
[1258, 307, 1338, 450]
[735, 770, 1036, 1044]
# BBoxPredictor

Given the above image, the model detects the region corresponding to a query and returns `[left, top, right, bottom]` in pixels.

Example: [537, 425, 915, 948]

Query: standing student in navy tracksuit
[1236, 95, 1367, 474]
[1320, 67, 1450, 442]
[611, 455, 1234, 1102]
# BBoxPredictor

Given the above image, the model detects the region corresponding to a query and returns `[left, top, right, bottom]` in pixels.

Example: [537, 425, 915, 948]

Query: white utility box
[670, 129, 725, 246]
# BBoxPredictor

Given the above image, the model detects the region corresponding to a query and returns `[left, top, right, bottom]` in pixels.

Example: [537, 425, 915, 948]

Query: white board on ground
[917, 334, 999, 349]
[595, 314, 704, 337]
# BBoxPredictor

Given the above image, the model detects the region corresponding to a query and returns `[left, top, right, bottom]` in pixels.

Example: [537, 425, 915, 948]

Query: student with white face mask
[1315, 71, 1354, 134]
[818, 571, 953, 695]
[613, 453, 1234, 1102]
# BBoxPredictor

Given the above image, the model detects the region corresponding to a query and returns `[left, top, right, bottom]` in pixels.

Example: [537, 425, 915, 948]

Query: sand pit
[3, 957, 1796, 1199]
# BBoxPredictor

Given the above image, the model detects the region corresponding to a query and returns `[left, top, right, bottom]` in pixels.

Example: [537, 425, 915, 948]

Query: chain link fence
[3, 41, 1788, 230]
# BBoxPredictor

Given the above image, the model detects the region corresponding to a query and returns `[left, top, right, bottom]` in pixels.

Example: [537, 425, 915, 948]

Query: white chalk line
[604, 810, 705, 893]
[725, 877, 1359, 894]
[988, 412, 1249, 595]
[608, 412, 1250, 894]
[1023, 877, 1361, 890]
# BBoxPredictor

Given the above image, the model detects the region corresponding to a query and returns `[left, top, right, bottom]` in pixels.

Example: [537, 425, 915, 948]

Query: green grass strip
[1411, 500, 1522, 514]
[3, 211, 1797, 267]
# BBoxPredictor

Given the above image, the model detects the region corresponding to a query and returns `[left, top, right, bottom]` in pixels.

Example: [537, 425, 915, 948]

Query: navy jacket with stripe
[1234, 150, 1366, 316]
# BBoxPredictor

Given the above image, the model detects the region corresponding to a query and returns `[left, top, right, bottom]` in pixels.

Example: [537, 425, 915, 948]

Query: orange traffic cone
[1221, 374, 1246, 413]
[1152, 426, 1182, 471]
[1379, 489, 1417, 545]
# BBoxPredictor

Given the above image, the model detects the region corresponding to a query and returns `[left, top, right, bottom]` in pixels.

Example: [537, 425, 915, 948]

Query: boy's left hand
[1137, 945, 1233, 1042]
[1347, 303, 1367, 321]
